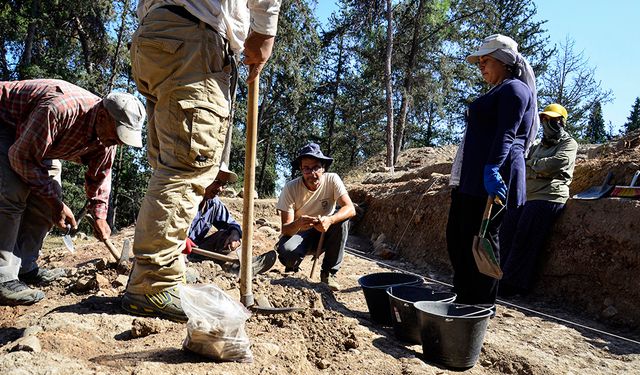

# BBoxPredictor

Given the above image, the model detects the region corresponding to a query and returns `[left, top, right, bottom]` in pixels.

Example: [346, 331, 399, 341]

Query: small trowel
[62, 224, 75, 253]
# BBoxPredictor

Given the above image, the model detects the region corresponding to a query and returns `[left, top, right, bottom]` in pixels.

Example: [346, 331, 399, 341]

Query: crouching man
[276, 143, 355, 290]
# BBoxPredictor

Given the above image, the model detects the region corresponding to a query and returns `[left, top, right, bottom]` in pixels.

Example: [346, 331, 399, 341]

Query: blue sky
[315, 1, 640, 132]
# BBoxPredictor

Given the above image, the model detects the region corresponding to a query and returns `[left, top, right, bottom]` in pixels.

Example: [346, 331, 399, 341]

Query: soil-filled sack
[179, 283, 253, 362]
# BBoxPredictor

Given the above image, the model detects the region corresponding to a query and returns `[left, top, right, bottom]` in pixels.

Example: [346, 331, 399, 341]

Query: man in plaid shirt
[0, 79, 145, 306]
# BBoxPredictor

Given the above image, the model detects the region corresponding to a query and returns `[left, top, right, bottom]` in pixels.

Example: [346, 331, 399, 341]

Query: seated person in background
[276, 143, 356, 291]
[498, 104, 578, 297]
[187, 163, 275, 275]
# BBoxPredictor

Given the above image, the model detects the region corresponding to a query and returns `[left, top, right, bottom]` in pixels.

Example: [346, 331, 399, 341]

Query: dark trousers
[277, 220, 349, 274]
[446, 189, 503, 304]
[499, 200, 565, 292]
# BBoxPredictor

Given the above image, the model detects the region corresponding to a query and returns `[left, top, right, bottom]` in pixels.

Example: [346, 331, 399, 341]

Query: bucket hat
[216, 162, 238, 183]
[292, 142, 333, 170]
[102, 92, 145, 148]
[466, 34, 518, 64]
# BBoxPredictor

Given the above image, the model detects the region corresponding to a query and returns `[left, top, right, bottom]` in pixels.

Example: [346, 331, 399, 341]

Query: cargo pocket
[175, 99, 229, 169]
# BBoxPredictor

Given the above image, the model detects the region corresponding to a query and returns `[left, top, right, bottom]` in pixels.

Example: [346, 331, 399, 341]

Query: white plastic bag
[178, 283, 253, 362]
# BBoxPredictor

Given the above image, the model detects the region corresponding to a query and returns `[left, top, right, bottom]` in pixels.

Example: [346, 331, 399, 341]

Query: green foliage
[624, 97, 640, 133]
[584, 101, 608, 143]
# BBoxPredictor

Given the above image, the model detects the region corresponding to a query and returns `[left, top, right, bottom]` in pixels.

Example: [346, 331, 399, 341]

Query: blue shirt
[459, 78, 534, 207]
[188, 197, 242, 245]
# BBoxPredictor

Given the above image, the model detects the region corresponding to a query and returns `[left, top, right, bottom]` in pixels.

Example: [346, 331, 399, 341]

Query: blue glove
[483, 164, 507, 201]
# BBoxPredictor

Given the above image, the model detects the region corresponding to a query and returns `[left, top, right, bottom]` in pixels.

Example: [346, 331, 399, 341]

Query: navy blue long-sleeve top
[188, 197, 242, 245]
[458, 78, 535, 207]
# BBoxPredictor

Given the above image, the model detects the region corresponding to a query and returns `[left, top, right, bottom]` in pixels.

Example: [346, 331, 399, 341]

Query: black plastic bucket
[358, 272, 423, 325]
[415, 301, 494, 369]
[387, 286, 456, 344]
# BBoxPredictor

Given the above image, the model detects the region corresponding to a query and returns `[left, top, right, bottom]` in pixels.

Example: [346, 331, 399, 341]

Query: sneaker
[320, 272, 341, 291]
[0, 280, 45, 306]
[121, 287, 187, 322]
[19, 267, 66, 285]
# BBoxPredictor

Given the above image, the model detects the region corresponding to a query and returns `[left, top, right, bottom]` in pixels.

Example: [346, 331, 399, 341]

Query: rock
[74, 275, 97, 292]
[185, 267, 200, 283]
[95, 274, 110, 290]
[10, 335, 41, 353]
[22, 326, 43, 337]
[67, 267, 78, 277]
[343, 338, 359, 350]
[315, 359, 331, 369]
[131, 318, 166, 338]
[113, 274, 129, 288]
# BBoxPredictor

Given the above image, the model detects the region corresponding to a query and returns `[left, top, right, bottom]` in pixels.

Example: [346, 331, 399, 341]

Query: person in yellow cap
[498, 103, 578, 297]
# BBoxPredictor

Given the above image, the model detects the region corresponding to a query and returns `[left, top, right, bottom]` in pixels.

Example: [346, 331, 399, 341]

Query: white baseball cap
[466, 34, 518, 64]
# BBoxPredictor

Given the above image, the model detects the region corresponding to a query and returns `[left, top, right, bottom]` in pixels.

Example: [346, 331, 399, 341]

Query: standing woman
[447, 34, 538, 305]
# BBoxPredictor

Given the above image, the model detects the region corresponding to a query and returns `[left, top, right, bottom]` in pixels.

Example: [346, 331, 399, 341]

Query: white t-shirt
[276, 173, 349, 219]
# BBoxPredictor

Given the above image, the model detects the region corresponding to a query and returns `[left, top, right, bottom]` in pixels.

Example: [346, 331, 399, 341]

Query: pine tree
[585, 101, 607, 143]
[624, 97, 640, 133]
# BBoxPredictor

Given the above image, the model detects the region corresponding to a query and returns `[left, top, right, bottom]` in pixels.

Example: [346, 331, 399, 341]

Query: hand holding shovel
[472, 196, 503, 279]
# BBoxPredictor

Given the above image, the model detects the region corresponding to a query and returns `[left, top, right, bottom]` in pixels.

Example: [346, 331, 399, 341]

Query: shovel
[610, 170, 640, 198]
[62, 224, 75, 253]
[572, 171, 615, 200]
[240, 74, 303, 315]
[471, 196, 503, 279]
[85, 214, 131, 272]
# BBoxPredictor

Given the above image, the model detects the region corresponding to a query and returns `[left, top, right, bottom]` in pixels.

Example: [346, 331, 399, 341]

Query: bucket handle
[457, 305, 494, 318]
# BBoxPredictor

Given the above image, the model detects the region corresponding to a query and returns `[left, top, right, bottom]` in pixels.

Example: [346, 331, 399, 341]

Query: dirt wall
[347, 135, 640, 329]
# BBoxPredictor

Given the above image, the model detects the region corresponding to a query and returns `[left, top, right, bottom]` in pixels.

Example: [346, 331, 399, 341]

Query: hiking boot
[0, 280, 45, 306]
[320, 271, 341, 291]
[121, 287, 187, 322]
[19, 267, 66, 285]
[225, 250, 278, 275]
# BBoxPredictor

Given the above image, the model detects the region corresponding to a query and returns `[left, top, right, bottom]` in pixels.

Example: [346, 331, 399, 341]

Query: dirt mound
[348, 131, 640, 329]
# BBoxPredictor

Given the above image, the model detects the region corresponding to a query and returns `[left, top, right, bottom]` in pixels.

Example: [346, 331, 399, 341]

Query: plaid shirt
[0, 79, 116, 219]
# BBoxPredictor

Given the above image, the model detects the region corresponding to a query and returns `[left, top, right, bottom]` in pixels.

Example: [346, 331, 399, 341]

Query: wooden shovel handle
[478, 196, 494, 236]
[240, 75, 259, 307]
[310, 232, 326, 279]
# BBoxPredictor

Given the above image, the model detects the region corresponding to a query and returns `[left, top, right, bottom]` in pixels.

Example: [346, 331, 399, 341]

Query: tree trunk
[384, 0, 394, 171]
[74, 17, 93, 76]
[18, 0, 40, 79]
[107, 0, 130, 92]
[257, 72, 274, 195]
[394, 0, 425, 164]
[326, 34, 345, 155]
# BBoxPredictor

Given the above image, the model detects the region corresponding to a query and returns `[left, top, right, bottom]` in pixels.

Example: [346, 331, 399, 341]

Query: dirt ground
[2, 132, 640, 374]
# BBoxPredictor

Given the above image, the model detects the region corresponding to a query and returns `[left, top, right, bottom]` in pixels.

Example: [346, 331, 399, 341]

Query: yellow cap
[540, 103, 568, 120]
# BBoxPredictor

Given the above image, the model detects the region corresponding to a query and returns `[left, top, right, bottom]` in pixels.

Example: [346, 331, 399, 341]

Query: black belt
[160, 5, 205, 26]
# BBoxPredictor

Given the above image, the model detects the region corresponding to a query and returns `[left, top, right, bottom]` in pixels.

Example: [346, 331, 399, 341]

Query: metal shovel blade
[472, 235, 502, 279]
[573, 171, 615, 200]
[63, 234, 75, 253]
[63, 224, 75, 253]
[250, 294, 304, 315]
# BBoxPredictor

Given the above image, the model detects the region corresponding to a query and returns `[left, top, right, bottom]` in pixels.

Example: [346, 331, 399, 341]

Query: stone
[95, 274, 110, 290]
[315, 359, 330, 369]
[10, 335, 41, 353]
[185, 267, 200, 283]
[113, 274, 129, 288]
[74, 275, 97, 292]
[22, 325, 43, 337]
[131, 318, 165, 338]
